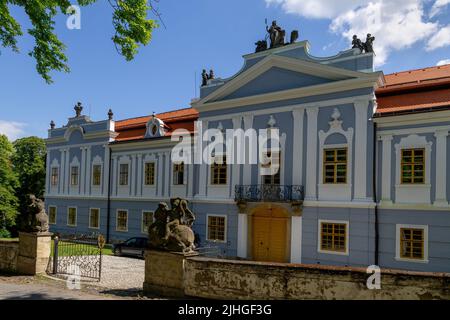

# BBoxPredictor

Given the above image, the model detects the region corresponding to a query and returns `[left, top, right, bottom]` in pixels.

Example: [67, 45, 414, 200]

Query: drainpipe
[106, 147, 113, 243]
[373, 121, 379, 265]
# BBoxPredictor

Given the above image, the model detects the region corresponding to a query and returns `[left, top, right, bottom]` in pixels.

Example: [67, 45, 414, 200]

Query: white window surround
[118, 156, 131, 192]
[67, 207, 77, 227]
[48, 206, 57, 225]
[317, 219, 349, 256]
[257, 130, 287, 186]
[89, 208, 100, 229]
[116, 209, 129, 232]
[395, 224, 429, 264]
[69, 156, 80, 194]
[91, 156, 103, 189]
[50, 158, 60, 192]
[143, 158, 157, 187]
[141, 210, 154, 234]
[318, 108, 354, 201]
[171, 161, 187, 186]
[394, 134, 432, 204]
[206, 214, 228, 243]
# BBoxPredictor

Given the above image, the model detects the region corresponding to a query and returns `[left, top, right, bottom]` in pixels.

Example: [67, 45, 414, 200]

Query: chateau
[45, 37, 450, 273]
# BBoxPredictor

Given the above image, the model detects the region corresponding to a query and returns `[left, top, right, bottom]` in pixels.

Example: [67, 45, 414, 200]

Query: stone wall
[0, 240, 19, 272]
[184, 257, 450, 300]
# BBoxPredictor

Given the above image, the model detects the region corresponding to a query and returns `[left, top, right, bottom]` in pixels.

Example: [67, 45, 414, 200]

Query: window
[401, 148, 425, 184]
[70, 166, 79, 186]
[89, 208, 100, 229]
[211, 156, 227, 185]
[144, 162, 155, 186]
[262, 151, 280, 185]
[116, 210, 128, 231]
[173, 162, 184, 185]
[51, 168, 59, 186]
[323, 148, 347, 184]
[119, 164, 129, 186]
[67, 207, 77, 226]
[207, 215, 226, 242]
[319, 221, 348, 254]
[92, 165, 102, 186]
[399, 227, 425, 260]
[48, 206, 57, 224]
[142, 211, 154, 233]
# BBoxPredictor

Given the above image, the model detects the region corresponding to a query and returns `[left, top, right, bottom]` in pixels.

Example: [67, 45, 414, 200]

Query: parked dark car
[112, 237, 149, 258]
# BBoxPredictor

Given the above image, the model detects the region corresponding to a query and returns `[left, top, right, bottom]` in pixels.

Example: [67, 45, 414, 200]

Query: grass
[50, 240, 113, 257]
[0, 238, 18, 242]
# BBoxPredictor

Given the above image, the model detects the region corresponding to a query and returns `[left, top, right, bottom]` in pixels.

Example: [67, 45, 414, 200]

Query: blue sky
[0, 0, 449, 140]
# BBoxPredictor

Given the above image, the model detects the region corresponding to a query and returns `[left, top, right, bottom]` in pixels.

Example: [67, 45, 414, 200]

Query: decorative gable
[145, 114, 166, 138]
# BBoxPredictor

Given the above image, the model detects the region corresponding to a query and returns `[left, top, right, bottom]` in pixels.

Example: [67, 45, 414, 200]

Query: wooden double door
[252, 208, 288, 263]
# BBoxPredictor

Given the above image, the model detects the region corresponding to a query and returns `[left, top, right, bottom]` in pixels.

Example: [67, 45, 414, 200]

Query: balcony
[235, 185, 305, 203]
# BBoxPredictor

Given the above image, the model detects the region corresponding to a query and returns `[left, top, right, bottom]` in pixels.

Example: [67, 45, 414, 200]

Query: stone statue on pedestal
[148, 198, 196, 253]
[267, 20, 285, 48]
[23, 195, 49, 233]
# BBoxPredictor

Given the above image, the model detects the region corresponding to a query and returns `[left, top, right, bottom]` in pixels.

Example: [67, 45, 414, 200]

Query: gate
[48, 234, 105, 281]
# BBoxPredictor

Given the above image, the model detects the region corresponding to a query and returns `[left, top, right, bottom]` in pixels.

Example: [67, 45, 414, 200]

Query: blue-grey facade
[45, 40, 450, 272]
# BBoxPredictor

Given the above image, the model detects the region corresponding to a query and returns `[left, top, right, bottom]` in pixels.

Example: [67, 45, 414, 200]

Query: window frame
[261, 150, 281, 186]
[400, 148, 425, 185]
[70, 166, 79, 186]
[323, 147, 348, 184]
[317, 219, 349, 256]
[48, 206, 57, 225]
[51, 167, 59, 186]
[210, 155, 228, 186]
[67, 207, 77, 227]
[206, 214, 227, 243]
[395, 224, 429, 263]
[119, 163, 129, 186]
[172, 162, 185, 186]
[92, 164, 102, 187]
[141, 210, 154, 234]
[89, 208, 101, 230]
[116, 209, 128, 232]
[144, 162, 156, 186]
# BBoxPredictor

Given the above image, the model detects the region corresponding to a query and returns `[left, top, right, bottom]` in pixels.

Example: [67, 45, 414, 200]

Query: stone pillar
[243, 115, 254, 185]
[59, 149, 65, 194]
[197, 120, 208, 198]
[354, 100, 369, 201]
[137, 153, 143, 197]
[131, 154, 137, 197]
[143, 250, 198, 297]
[290, 216, 302, 263]
[85, 146, 92, 195]
[231, 116, 242, 198]
[434, 130, 449, 207]
[45, 152, 51, 195]
[305, 107, 319, 200]
[292, 108, 305, 186]
[80, 147, 86, 195]
[157, 153, 164, 197]
[17, 232, 52, 275]
[164, 152, 170, 197]
[103, 145, 110, 196]
[380, 134, 393, 204]
[64, 149, 70, 195]
[237, 213, 248, 259]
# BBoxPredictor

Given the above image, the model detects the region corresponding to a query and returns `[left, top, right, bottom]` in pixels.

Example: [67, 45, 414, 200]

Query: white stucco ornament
[329, 108, 343, 130]
[145, 114, 166, 138]
[267, 115, 277, 128]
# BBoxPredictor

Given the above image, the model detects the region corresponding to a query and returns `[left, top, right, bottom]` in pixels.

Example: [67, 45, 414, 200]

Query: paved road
[0, 281, 116, 300]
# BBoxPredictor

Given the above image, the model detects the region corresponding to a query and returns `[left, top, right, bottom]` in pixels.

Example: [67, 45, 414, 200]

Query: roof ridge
[116, 107, 197, 125]
[385, 64, 450, 77]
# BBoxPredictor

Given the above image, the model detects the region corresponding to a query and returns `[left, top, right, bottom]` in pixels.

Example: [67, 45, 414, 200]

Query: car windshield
[126, 238, 137, 246]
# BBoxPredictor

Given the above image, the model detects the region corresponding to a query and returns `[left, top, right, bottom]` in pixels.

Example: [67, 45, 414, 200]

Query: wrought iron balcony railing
[235, 185, 305, 203]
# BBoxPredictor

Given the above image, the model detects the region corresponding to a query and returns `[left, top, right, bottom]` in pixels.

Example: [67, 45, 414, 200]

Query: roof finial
[74, 102, 83, 117]
[108, 109, 114, 120]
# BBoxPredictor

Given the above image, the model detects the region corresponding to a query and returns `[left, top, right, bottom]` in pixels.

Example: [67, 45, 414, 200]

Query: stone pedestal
[17, 232, 52, 275]
[143, 250, 198, 297]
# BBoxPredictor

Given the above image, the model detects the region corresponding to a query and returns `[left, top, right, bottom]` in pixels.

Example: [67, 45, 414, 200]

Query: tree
[0, 135, 18, 237]
[12, 137, 47, 232]
[0, 0, 159, 83]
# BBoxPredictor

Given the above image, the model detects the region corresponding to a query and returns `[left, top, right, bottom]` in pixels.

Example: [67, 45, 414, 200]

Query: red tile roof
[114, 108, 198, 142]
[376, 64, 450, 115]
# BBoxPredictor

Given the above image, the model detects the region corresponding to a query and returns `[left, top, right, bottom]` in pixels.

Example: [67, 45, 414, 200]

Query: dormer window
[145, 115, 166, 138]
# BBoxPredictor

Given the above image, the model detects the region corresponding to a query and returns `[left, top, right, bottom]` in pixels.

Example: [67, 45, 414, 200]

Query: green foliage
[1, 0, 158, 83]
[0, 228, 11, 239]
[0, 135, 19, 231]
[12, 137, 47, 232]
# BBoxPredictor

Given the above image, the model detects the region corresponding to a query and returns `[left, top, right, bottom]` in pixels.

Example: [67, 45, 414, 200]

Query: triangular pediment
[194, 54, 381, 108]
[222, 67, 336, 101]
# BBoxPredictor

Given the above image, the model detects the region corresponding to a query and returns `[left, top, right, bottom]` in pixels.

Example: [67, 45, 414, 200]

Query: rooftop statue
[74, 102, 83, 117]
[201, 69, 215, 87]
[352, 34, 375, 54]
[148, 198, 196, 253]
[267, 20, 285, 48]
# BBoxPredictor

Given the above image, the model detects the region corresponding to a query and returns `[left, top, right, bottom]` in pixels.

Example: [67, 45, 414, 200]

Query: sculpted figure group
[352, 34, 376, 54]
[148, 198, 196, 253]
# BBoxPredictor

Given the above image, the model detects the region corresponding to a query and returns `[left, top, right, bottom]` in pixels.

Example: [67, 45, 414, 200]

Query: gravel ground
[97, 255, 145, 290]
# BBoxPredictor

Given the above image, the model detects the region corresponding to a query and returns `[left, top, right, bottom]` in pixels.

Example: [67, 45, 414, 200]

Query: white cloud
[437, 59, 450, 66]
[0, 120, 27, 141]
[430, 0, 450, 17]
[426, 25, 450, 51]
[266, 0, 443, 66]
